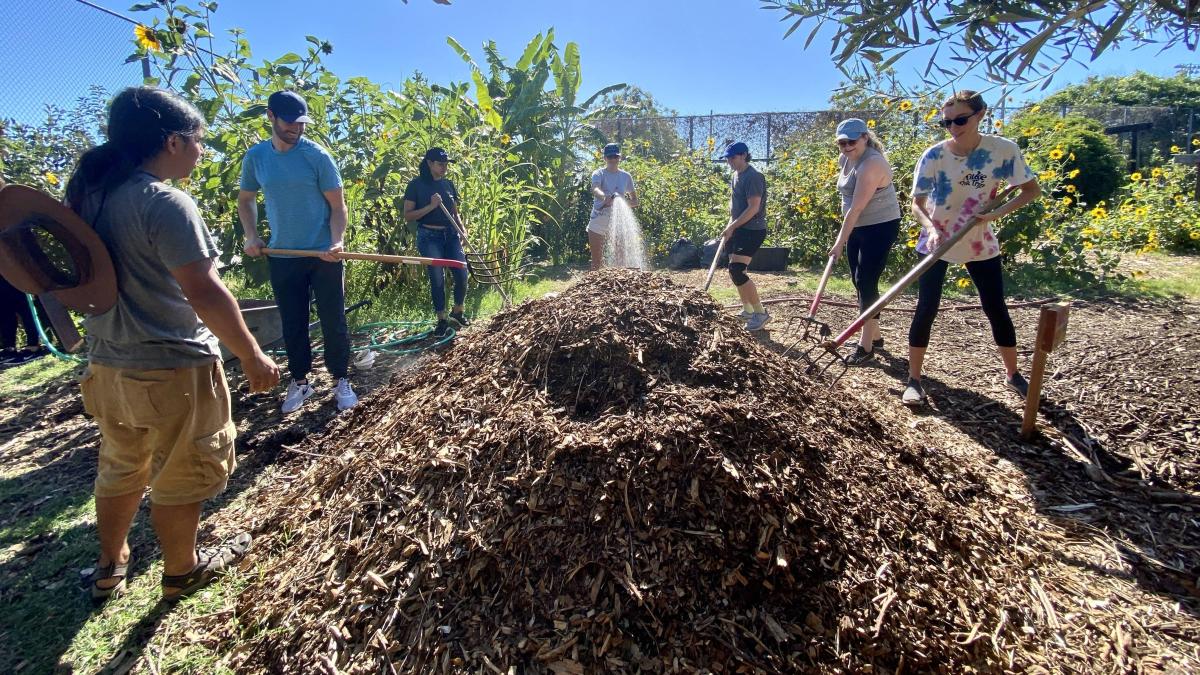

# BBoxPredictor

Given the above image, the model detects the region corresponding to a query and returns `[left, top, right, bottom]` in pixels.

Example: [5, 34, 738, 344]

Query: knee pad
[728, 262, 749, 286]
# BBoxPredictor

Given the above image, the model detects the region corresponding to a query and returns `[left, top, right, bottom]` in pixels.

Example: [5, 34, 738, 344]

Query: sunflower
[1089, 207, 1107, 219]
[1172, 145, 1182, 153]
[925, 108, 938, 122]
[1135, 207, 1148, 217]
[44, 172, 59, 186]
[1130, 172, 1142, 181]
[1193, 138, 1200, 147]
[1191, 231, 1200, 240]
[134, 24, 160, 51]
[1068, 169, 1080, 179]
[956, 278, 971, 288]
[1175, 195, 1187, 205]
[1048, 148, 1065, 160]
[866, 119, 876, 129]
[1061, 196, 1072, 206]
[1038, 170, 1055, 181]
[500, 134, 511, 145]
[1152, 167, 1163, 178]
[898, 100, 913, 112]
[1065, 185, 1077, 193]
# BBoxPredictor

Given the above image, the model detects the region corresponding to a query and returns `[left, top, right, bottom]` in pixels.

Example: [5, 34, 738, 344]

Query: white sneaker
[334, 378, 358, 410]
[736, 309, 752, 321]
[281, 379, 315, 414]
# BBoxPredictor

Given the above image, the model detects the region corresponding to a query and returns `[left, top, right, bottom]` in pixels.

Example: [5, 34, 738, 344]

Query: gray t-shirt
[731, 165, 767, 231]
[590, 168, 636, 219]
[80, 171, 221, 369]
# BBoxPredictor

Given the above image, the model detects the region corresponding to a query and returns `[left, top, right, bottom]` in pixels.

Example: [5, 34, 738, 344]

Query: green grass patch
[0, 355, 78, 401]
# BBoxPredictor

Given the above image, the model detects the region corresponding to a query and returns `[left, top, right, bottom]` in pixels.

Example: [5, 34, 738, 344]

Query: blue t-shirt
[239, 137, 343, 251]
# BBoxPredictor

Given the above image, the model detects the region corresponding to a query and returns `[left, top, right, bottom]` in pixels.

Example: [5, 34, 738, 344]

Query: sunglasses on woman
[836, 138, 859, 147]
[938, 112, 977, 128]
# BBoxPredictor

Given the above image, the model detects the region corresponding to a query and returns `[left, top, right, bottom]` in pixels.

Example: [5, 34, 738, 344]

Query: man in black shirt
[403, 148, 469, 337]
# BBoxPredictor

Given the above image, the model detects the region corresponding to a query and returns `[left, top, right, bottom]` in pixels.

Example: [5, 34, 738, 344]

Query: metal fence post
[766, 113, 772, 162]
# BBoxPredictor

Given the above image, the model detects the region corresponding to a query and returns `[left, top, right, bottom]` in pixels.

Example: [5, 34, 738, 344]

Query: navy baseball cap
[720, 141, 749, 158]
[836, 118, 869, 140]
[603, 143, 621, 157]
[267, 91, 313, 124]
[423, 147, 455, 163]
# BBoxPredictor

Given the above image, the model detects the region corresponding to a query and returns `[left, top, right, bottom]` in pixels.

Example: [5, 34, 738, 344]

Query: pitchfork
[437, 199, 512, 307]
[800, 188, 1018, 381]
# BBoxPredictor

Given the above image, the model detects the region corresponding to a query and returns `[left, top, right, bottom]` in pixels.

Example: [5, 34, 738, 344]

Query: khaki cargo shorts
[80, 361, 237, 506]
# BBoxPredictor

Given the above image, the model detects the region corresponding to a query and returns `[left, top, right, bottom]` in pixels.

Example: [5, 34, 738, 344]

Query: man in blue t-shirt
[238, 90, 357, 414]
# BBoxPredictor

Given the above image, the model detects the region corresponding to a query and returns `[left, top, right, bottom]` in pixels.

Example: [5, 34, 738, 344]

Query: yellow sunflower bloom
[1065, 185, 1077, 193]
[500, 134, 511, 145]
[1172, 145, 1182, 153]
[866, 119, 876, 128]
[1061, 196, 1072, 206]
[956, 277, 971, 288]
[135, 24, 160, 51]
[1130, 172, 1142, 181]
[706, 137, 715, 148]
[1083, 241, 1094, 249]
[1024, 127, 1041, 137]
[44, 172, 59, 186]
[1151, 167, 1163, 178]
[925, 108, 938, 122]
[1048, 148, 1065, 160]
[1135, 207, 1148, 217]
[1193, 138, 1200, 147]
[898, 100, 913, 112]
[995, 119, 1005, 129]
[1038, 170, 1055, 180]
[1191, 231, 1200, 240]
[907, 239, 917, 248]
[1175, 195, 1187, 205]
[1069, 152, 1076, 161]
[1068, 169, 1080, 179]
[1090, 207, 1107, 219]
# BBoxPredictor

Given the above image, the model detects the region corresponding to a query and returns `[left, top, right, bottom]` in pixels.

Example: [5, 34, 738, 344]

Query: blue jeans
[416, 227, 468, 314]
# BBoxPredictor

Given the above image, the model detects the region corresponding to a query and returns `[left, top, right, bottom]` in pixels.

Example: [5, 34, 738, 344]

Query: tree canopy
[762, 0, 1200, 88]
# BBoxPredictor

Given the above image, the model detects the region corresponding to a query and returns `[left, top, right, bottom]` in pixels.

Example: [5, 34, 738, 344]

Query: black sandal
[161, 532, 252, 603]
[90, 556, 132, 600]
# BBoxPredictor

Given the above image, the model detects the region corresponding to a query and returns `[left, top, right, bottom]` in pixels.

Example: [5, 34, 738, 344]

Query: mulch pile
[214, 270, 1050, 673]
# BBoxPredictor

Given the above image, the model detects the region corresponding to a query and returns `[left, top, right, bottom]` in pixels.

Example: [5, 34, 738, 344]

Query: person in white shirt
[903, 90, 1042, 406]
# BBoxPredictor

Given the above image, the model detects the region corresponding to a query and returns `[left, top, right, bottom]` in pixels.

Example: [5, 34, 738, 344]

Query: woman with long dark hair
[68, 86, 279, 602]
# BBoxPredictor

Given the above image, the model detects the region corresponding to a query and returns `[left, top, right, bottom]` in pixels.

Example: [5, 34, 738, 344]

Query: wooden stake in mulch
[1021, 302, 1070, 439]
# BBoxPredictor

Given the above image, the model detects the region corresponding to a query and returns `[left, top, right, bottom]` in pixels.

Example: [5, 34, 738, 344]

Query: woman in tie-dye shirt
[901, 90, 1042, 407]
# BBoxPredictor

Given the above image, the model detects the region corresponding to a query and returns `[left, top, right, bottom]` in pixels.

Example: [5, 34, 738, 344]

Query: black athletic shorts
[730, 227, 766, 257]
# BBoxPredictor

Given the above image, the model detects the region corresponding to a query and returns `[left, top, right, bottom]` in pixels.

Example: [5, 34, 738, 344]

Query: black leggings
[908, 255, 1016, 349]
[846, 218, 899, 318]
[0, 276, 40, 350]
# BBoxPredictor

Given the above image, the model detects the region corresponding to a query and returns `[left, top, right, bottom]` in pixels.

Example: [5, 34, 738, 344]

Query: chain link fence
[595, 106, 1200, 168]
[1, 0, 147, 182]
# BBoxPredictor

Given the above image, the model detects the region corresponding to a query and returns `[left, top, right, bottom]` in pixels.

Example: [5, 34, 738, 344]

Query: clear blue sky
[3, 0, 1199, 124]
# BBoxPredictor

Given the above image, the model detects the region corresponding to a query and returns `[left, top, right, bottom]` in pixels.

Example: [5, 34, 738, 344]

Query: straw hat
[0, 184, 116, 315]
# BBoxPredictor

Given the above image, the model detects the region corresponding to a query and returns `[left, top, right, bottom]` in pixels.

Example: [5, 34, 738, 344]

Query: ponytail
[418, 158, 434, 182]
[65, 86, 204, 217]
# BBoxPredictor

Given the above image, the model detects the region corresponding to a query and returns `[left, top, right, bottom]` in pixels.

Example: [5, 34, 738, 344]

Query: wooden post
[1021, 303, 1071, 440]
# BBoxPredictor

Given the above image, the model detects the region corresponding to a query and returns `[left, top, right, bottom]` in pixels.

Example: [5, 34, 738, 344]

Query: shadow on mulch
[758, 313, 1200, 620]
[0, 346, 423, 673]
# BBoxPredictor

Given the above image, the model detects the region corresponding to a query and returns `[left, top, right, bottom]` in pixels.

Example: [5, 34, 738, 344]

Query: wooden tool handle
[261, 248, 466, 269]
[703, 236, 728, 292]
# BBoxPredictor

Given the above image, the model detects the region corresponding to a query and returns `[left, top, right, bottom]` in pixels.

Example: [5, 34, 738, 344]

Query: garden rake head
[437, 200, 514, 307]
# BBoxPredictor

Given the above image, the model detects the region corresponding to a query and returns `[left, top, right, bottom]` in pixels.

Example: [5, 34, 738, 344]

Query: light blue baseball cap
[836, 118, 869, 141]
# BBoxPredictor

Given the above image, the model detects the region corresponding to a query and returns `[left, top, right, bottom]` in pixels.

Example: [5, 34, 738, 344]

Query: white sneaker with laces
[281, 380, 315, 414]
[334, 378, 358, 410]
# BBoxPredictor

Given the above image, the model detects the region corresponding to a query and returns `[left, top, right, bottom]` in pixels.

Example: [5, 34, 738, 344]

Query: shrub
[1003, 112, 1124, 206]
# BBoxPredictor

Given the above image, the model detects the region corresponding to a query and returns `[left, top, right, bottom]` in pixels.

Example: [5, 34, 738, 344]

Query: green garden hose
[24, 294, 85, 364]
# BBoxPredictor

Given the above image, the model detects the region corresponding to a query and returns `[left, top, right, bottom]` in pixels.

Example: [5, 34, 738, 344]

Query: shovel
[702, 235, 728, 292]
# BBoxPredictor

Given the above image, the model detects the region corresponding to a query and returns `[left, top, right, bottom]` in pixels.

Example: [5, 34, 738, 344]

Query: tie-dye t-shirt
[911, 134, 1036, 264]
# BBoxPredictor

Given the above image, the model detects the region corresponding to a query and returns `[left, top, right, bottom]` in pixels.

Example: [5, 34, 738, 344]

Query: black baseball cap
[267, 91, 313, 123]
[423, 147, 455, 163]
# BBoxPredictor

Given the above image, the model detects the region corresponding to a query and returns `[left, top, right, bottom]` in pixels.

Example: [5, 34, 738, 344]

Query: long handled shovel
[702, 236, 728, 292]
[262, 247, 467, 269]
[436, 200, 513, 307]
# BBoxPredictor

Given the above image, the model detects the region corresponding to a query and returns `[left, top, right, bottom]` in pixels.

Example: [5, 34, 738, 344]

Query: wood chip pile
[221, 270, 1049, 673]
